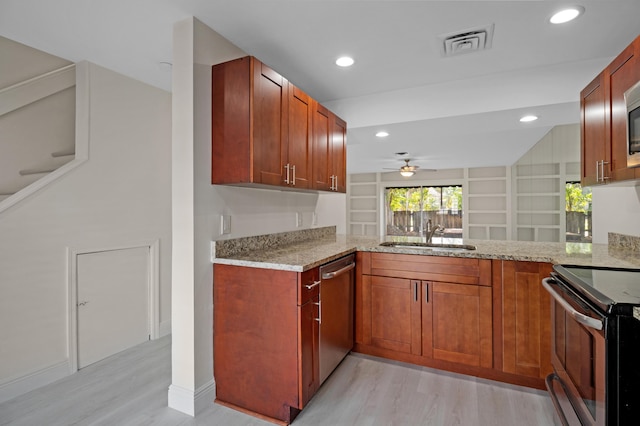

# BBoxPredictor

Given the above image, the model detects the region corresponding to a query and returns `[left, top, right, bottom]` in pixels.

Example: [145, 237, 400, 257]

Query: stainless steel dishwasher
[318, 253, 355, 384]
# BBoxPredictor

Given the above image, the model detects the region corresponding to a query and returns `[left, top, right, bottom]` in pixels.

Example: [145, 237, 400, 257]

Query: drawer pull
[305, 280, 321, 290]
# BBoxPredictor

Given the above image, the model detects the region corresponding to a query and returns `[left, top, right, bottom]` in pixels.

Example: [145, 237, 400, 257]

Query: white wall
[0, 62, 172, 403]
[591, 184, 640, 243]
[169, 17, 347, 416]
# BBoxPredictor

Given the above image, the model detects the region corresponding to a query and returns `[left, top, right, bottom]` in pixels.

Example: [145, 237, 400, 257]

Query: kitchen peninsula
[212, 226, 640, 424]
[213, 226, 640, 272]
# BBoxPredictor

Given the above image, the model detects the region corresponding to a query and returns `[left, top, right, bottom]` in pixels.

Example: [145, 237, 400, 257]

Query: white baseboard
[159, 320, 171, 337]
[0, 360, 71, 404]
[195, 379, 216, 414]
[168, 379, 216, 417]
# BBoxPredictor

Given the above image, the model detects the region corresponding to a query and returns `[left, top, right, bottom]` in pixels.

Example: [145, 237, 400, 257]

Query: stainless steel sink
[379, 242, 477, 251]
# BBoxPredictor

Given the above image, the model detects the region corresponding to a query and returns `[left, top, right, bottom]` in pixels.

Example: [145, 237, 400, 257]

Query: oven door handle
[542, 278, 603, 331]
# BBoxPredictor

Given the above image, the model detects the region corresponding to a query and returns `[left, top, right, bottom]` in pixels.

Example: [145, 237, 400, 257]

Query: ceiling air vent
[438, 24, 495, 57]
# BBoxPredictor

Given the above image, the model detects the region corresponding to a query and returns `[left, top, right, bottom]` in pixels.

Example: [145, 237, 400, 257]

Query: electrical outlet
[220, 215, 231, 234]
[210, 241, 216, 262]
[296, 212, 303, 227]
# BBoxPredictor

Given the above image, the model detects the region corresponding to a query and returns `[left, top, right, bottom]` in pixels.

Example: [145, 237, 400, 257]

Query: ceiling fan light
[400, 170, 415, 177]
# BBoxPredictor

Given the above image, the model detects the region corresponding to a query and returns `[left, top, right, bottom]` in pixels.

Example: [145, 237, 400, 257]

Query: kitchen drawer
[298, 267, 320, 305]
[369, 253, 491, 286]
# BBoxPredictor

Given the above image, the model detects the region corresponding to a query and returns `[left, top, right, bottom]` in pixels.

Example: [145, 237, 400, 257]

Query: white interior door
[77, 246, 150, 369]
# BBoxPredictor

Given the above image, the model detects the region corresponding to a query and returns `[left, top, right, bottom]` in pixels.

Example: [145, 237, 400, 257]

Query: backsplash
[214, 226, 336, 258]
[608, 232, 640, 252]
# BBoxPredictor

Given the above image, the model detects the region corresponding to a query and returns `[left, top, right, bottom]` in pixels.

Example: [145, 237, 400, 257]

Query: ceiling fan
[384, 159, 435, 177]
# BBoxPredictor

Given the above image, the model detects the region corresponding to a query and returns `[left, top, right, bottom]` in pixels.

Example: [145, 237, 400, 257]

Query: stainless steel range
[543, 265, 640, 425]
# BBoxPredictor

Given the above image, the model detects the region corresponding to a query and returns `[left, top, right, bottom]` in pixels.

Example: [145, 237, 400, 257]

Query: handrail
[0, 64, 75, 117]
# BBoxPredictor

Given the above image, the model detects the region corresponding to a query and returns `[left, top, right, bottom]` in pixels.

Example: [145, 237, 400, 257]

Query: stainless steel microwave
[625, 80, 640, 167]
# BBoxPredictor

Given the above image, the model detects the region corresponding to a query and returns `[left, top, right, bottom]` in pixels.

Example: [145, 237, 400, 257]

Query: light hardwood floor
[0, 336, 559, 425]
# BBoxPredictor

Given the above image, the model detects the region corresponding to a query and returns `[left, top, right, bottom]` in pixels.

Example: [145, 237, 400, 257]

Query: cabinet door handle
[595, 160, 599, 182]
[305, 280, 321, 290]
[284, 164, 290, 184]
[424, 282, 429, 303]
[412, 280, 418, 302]
[314, 301, 321, 323]
[602, 161, 609, 181]
[291, 164, 296, 186]
[330, 175, 337, 191]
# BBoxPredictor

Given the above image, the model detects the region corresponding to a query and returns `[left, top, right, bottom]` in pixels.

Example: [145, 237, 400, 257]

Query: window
[565, 182, 592, 242]
[385, 186, 463, 237]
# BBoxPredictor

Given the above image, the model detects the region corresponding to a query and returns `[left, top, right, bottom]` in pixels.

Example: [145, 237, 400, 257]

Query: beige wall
[592, 184, 640, 243]
[0, 62, 172, 403]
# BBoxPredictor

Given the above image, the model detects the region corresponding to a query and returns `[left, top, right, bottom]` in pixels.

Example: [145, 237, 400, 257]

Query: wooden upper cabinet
[287, 84, 313, 189]
[330, 114, 347, 193]
[581, 34, 640, 185]
[212, 55, 347, 192]
[311, 101, 347, 193]
[581, 71, 608, 186]
[607, 40, 640, 181]
[312, 101, 332, 191]
[253, 60, 289, 186]
[211, 56, 287, 186]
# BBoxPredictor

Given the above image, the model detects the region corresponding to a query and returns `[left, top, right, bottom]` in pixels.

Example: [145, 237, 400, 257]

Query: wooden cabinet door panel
[214, 265, 299, 420]
[288, 85, 312, 189]
[298, 294, 319, 408]
[608, 42, 639, 181]
[211, 56, 251, 184]
[312, 102, 331, 191]
[426, 281, 492, 368]
[253, 60, 288, 186]
[369, 275, 421, 355]
[581, 72, 607, 185]
[501, 261, 553, 379]
[330, 114, 347, 193]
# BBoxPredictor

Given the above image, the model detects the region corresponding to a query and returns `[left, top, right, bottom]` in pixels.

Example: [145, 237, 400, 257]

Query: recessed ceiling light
[520, 115, 538, 122]
[336, 56, 354, 67]
[376, 131, 389, 138]
[550, 6, 584, 24]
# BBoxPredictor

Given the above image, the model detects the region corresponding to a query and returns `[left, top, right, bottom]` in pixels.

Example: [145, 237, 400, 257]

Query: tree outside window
[566, 182, 592, 242]
[385, 186, 463, 237]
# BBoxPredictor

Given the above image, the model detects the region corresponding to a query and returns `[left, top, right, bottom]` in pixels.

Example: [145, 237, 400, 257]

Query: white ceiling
[2, 1, 640, 174]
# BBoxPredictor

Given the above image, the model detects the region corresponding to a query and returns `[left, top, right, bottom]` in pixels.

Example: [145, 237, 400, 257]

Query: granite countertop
[212, 227, 640, 272]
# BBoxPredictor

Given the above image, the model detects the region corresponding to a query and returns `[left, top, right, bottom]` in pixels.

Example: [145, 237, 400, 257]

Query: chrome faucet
[425, 219, 443, 244]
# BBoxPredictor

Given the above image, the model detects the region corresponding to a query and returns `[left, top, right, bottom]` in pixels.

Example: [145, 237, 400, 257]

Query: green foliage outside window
[565, 182, 592, 213]
[386, 186, 462, 212]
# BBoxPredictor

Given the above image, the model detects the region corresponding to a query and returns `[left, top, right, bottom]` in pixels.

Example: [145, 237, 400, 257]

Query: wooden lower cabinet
[494, 260, 553, 380]
[213, 264, 319, 424]
[428, 281, 493, 368]
[357, 253, 493, 369]
[367, 275, 422, 355]
[355, 253, 552, 389]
